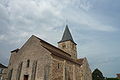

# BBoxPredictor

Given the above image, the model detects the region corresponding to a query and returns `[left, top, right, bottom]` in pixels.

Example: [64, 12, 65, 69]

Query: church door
[24, 75, 28, 80]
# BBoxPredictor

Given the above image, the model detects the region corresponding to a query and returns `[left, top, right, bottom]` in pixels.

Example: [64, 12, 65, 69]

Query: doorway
[24, 75, 29, 80]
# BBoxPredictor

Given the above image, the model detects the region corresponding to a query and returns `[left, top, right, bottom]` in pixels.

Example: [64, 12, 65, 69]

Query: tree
[92, 68, 105, 80]
[106, 78, 120, 80]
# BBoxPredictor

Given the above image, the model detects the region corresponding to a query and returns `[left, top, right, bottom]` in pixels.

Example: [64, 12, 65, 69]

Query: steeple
[58, 25, 76, 44]
[58, 25, 77, 59]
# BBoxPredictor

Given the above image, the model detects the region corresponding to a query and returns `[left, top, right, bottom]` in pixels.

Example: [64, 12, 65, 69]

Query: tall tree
[92, 68, 105, 80]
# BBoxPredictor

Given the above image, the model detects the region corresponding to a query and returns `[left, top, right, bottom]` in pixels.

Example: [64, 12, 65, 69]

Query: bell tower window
[62, 44, 66, 49]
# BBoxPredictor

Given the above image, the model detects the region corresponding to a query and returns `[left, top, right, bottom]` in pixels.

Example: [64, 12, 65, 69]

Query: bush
[106, 78, 119, 80]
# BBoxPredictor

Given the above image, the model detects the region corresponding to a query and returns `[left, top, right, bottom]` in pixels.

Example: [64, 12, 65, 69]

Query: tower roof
[58, 25, 76, 44]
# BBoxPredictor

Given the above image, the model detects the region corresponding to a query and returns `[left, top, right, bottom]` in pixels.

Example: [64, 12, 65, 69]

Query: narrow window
[31, 61, 37, 80]
[27, 60, 30, 68]
[58, 63, 60, 69]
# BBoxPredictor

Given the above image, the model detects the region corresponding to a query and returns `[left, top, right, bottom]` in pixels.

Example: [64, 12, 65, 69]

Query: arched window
[58, 63, 60, 69]
[27, 60, 30, 68]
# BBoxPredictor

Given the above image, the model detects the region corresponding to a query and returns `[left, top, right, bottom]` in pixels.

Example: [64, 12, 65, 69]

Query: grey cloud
[0, 4, 9, 33]
[0, 0, 120, 77]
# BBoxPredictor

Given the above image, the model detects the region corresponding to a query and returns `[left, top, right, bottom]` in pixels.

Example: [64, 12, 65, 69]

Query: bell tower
[58, 25, 77, 59]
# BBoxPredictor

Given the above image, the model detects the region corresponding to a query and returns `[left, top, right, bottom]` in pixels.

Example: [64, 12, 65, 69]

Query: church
[7, 25, 92, 80]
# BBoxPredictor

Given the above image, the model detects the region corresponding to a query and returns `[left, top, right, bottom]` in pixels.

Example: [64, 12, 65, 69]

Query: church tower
[58, 25, 77, 59]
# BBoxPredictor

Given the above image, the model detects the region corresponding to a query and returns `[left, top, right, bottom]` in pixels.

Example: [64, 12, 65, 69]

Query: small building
[0, 63, 7, 80]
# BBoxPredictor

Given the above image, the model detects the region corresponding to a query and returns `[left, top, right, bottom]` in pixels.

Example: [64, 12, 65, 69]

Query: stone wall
[58, 41, 77, 59]
[7, 35, 92, 80]
[80, 58, 92, 80]
[0, 68, 8, 80]
[51, 54, 82, 80]
[8, 36, 52, 80]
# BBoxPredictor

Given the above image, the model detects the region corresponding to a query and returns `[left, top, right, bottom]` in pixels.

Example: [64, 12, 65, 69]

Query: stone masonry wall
[58, 41, 77, 59]
[51, 54, 82, 80]
[8, 36, 52, 80]
[80, 58, 92, 80]
[8, 35, 92, 80]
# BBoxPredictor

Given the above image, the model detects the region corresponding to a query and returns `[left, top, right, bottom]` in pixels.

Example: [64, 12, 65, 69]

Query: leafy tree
[106, 78, 120, 80]
[92, 68, 105, 80]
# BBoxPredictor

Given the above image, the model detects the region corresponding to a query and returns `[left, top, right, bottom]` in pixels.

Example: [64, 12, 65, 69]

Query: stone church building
[7, 26, 92, 80]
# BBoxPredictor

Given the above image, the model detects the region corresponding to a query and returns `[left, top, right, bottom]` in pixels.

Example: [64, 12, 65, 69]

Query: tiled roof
[35, 35, 71, 57]
[44, 46, 82, 65]
[34, 35, 82, 65]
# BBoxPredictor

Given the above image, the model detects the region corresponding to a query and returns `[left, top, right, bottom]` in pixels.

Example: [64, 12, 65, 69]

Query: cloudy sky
[0, 0, 120, 77]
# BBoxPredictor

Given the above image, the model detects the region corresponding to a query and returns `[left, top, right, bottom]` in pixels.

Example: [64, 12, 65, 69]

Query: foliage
[106, 78, 120, 80]
[92, 68, 105, 80]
